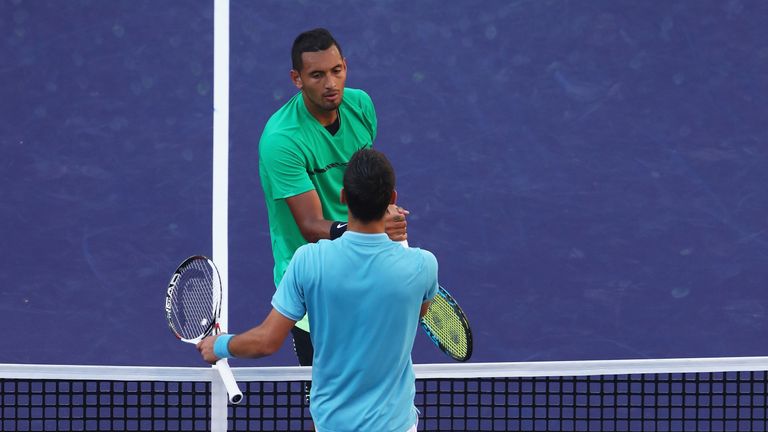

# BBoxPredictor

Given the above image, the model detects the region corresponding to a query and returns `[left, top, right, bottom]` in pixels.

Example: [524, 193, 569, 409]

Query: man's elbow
[235, 330, 284, 358]
[298, 225, 323, 243]
[262, 338, 283, 356]
[301, 232, 321, 243]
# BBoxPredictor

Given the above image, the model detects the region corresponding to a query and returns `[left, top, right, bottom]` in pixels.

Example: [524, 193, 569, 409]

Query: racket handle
[214, 358, 243, 404]
[398, 240, 409, 248]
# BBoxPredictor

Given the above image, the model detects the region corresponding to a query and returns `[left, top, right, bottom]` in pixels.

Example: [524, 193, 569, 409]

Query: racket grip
[398, 240, 409, 248]
[214, 358, 243, 404]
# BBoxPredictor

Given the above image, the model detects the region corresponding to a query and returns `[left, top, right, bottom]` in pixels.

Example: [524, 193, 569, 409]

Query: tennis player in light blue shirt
[196, 149, 438, 432]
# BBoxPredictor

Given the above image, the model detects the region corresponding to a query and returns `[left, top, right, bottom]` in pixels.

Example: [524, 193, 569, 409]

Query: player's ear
[290, 70, 302, 89]
[340, 188, 347, 204]
[389, 190, 397, 205]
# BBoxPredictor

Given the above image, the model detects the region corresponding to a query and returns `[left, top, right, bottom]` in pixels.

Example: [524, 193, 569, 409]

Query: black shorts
[291, 326, 313, 404]
[291, 326, 314, 366]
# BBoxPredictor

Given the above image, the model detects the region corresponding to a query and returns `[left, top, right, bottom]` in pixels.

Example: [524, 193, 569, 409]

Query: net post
[211, 365, 229, 432]
[211, 0, 231, 429]
[211, 0, 230, 333]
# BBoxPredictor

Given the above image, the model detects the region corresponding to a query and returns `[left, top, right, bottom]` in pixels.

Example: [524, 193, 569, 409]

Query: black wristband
[329, 221, 348, 240]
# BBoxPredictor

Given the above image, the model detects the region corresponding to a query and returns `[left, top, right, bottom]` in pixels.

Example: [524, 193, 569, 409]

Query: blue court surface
[1, 1, 767, 368]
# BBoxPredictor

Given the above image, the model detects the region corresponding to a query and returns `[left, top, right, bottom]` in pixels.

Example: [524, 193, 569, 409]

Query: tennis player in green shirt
[258, 28, 408, 377]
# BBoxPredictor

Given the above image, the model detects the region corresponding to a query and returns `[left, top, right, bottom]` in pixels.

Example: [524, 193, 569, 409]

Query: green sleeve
[259, 133, 314, 200]
[359, 90, 377, 142]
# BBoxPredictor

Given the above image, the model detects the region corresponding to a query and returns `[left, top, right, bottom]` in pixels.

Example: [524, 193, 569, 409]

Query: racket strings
[169, 260, 219, 340]
[422, 295, 470, 359]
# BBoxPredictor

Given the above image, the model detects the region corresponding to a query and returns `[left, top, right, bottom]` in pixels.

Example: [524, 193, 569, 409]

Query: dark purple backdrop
[1, 0, 767, 367]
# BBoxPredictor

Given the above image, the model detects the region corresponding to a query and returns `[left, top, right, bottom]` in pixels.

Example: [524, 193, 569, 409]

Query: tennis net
[2, 356, 767, 431]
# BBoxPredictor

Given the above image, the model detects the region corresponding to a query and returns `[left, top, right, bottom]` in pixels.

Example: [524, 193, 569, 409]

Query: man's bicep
[263, 308, 298, 340]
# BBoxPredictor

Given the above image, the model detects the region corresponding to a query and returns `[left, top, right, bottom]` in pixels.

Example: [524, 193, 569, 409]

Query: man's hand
[385, 204, 409, 242]
[196, 334, 221, 364]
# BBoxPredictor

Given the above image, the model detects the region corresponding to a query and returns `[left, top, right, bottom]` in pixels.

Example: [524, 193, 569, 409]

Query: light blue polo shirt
[272, 231, 438, 432]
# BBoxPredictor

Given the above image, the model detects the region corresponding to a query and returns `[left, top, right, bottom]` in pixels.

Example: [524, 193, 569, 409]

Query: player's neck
[312, 110, 338, 126]
[304, 99, 338, 126]
[347, 217, 385, 235]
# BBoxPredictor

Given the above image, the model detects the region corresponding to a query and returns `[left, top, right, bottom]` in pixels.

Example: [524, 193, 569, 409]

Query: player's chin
[321, 100, 341, 111]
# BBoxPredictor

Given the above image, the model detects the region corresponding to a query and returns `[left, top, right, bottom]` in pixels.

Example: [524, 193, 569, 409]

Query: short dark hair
[343, 149, 395, 223]
[291, 28, 343, 72]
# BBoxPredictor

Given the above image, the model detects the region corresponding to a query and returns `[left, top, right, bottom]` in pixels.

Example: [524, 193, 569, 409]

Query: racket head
[420, 285, 473, 362]
[165, 255, 222, 344]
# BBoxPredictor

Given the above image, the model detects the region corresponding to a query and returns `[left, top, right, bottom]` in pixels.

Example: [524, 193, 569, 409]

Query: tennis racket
[165, 255, 243, 404]
[400, 240, 473, 362]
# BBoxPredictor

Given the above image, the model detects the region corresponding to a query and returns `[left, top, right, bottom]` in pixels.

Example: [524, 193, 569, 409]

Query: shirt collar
[341, 231, 390, 244]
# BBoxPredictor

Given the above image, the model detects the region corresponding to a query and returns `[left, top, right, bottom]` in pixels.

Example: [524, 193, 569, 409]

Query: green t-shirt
[258, 88, 377, 330]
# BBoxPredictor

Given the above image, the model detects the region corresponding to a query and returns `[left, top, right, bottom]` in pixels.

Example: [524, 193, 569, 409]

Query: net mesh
[2, 358, 767, 431]
[1, 379, 212, 431]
